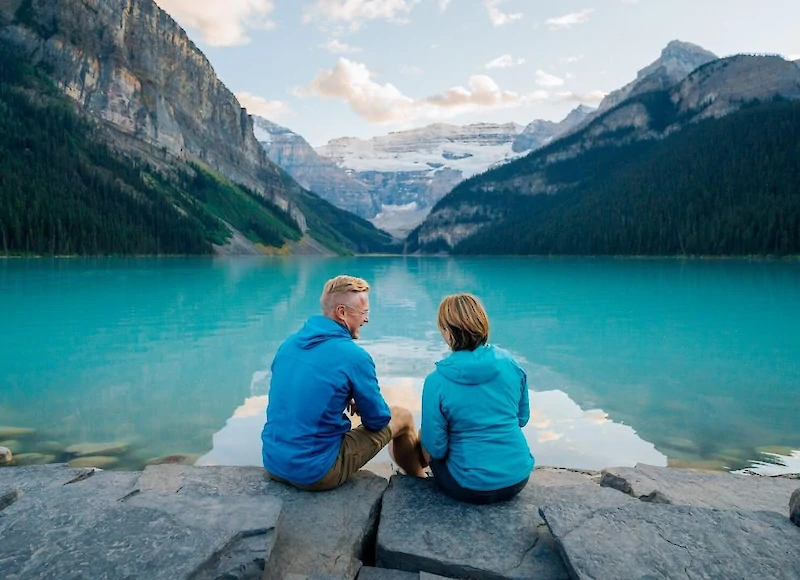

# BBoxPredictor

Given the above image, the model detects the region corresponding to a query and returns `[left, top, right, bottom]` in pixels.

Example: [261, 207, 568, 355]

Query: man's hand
[347, 398, 360, 416]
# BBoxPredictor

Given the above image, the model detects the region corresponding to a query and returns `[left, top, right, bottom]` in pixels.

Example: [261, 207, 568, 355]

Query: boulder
[540, 501, 800, 579]
[0, 440, 23, 454]
[11, 453, 56, 466]
[791, 489, 800, 526]
[68, 455, 120, 469]
[0, 466, 282, 580]
[65, 441, 130, 457]
[145, 453, 201, 466]
[376, 473, 635, 580]
[0, 426, 35, 439]
[601, 464, 798, 515]
[0, 446, 11, 466]
[135, 465, 389, 580]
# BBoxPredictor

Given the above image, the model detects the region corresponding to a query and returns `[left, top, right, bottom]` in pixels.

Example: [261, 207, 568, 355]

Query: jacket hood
[296, 315, 351, 349]
[435, 345, 501, 385]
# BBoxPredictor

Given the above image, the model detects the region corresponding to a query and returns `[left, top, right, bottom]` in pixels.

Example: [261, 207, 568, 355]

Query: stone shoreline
[1, 463, 798, 579]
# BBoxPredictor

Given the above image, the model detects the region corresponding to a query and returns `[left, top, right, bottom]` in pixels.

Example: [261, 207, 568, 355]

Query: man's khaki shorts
[269, 424, 393, 491]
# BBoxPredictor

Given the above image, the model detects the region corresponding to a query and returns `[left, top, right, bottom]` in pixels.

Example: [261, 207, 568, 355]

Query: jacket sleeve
[420, 375, 448, 460]
[349, 350, 392, 432]
[517, 364, 530, 427]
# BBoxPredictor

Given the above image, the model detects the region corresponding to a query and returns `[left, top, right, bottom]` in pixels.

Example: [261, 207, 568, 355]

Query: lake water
[1, 257, 799, 475]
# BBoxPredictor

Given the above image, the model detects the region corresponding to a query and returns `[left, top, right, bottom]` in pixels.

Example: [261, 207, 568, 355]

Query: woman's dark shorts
[429, 458, 529, 504]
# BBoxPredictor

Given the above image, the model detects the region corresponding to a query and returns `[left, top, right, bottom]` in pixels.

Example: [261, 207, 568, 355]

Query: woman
[420, 293, 534, 504]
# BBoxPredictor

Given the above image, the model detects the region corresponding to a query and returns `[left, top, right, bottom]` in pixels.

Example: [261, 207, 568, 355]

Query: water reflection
[197, 349, 667, 470]
[2, 257, 799, 472]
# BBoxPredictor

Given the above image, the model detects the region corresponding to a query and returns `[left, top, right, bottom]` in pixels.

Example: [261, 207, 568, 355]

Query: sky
[152, 0, 800, 147]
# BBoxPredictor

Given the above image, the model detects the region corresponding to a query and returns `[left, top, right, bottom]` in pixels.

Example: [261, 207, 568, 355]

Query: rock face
[136, 465, 388, 580]
[601, 464, 800, 515]
[376, 473, 634, 579]
[791, 489, 800, 526]
[255, 117, 377, 218]
[593, 40, 718, 117]
[0, 465, 282, 580]
[0, 0, 307, 228]
[540, 502, 800, 580]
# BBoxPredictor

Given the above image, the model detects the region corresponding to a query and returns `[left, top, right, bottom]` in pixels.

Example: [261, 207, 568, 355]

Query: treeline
[0, 42, 303, 256]
[420, 98, 800, 256]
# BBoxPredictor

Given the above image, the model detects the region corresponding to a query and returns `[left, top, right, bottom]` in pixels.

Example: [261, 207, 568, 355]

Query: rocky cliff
[255, 117, 378, 218]
[0, 0, 305, 228]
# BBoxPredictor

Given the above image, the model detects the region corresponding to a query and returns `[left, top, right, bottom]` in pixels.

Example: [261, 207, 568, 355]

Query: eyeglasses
[340, 304, 370, 317]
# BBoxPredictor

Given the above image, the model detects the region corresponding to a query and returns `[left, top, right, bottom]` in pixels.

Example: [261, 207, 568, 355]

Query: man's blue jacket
[261, 315, 391, 485]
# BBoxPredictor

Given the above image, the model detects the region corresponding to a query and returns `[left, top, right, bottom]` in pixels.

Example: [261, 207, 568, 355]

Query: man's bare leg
[387, 406, 426, 477]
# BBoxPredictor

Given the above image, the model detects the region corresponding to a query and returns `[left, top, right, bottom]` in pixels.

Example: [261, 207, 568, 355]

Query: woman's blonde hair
[437, 293, 489, 351]
[320, 275, 370, 313]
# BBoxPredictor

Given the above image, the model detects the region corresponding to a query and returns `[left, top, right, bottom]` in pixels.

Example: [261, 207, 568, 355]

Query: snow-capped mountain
[316, 122, 525, 179]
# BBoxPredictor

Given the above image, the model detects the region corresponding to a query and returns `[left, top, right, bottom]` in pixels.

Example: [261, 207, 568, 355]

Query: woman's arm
[420, 376, 449, 460]
[517, 366, 530, 428]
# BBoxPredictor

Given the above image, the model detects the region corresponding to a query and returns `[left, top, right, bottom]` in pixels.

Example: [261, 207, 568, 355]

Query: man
[261, 275, 426, 490]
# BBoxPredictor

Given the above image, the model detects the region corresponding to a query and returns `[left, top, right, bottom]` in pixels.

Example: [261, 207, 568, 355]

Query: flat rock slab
[136, 465, 388, 580]
[601, 464, 799, 515]
[0, 466, 282, 580]
[0, 463, 95, 499]
[791, 489, 800, 526]
[377, 475, 635, 580]
[540, 501, 800, 580]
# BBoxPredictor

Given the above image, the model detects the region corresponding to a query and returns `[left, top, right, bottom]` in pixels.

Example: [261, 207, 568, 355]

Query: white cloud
[319, 39, 362, 54]
[303, 0, 419, 29]
[154, 0, 275, 47]
[546, 9, 595, 31]
[565, 54, 585, 64]
[300, 58, 547, 124]
[236, 92, 293, 120]
[484, 0, 522, 26]
[439, 0, 453, 11]
[535, 70, 565, 87]
[556, 90, 607, 104]
[485, 54, 526, 69]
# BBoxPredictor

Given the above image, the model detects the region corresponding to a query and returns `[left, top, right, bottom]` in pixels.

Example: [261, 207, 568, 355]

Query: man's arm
[349, 351, 391, 431]
[420, 376, 448, 460]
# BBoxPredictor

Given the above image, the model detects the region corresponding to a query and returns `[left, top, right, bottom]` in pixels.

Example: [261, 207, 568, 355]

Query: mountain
[408, 51, 800, 255]
[254, 117, 378, 218]
[512, 105, 594, 153]
[568, 40, 718, 136]
[0, 0, 395, 255]
[258, 114, 593, 238]
[316, 122, 524, 215]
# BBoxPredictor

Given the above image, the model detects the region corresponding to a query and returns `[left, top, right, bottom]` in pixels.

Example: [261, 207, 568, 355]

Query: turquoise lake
[1, 257, 798, 474]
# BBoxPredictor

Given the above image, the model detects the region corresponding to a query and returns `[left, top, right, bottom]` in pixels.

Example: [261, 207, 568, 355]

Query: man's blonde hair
[320, 275, 370, 313]
[437, 293, 490, 351]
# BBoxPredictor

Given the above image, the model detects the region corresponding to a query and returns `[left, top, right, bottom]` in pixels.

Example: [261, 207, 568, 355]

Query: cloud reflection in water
[198, 336, 668, 470]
